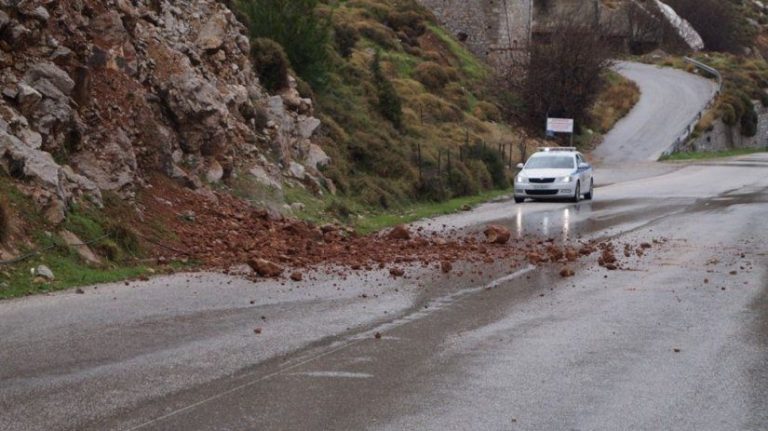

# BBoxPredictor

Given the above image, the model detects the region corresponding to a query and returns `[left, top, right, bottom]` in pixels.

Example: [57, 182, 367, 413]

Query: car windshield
[525, 155, 574, 169]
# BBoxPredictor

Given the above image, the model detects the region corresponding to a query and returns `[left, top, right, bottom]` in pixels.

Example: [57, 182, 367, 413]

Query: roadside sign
[546, 118, 574, 134]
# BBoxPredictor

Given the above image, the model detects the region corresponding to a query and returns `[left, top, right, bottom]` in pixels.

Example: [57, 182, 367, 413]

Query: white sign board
[546, 118, 574, 134]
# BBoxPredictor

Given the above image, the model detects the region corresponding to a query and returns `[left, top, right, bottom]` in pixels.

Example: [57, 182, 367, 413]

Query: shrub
[760, 92, 768, 108]
[237, 0, 331, 87]
[416, 94, 464, 123]
[473, 101, 502, 122]
[416, 176, 449, 201]
[295, 77, 315, 99]
[720, 103, 738, 126]
[448, 164, 480, 197]
[358, 21, 399, 50]
[250, 38, 290, 92]
[334, 23, 360, 58]
[107, 222, 141, 256]
[371, 51, 403, 129]
[325, 200, 352, 220]
[464, 143, 508, 189]
[96, 239, 122, 262]
[413, 62, 452, 91]
[741, 103, 758, 137]
[386, 10, 426, 38]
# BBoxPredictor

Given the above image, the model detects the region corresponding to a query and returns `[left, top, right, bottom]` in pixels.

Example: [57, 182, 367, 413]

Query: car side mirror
[578, 162, 590, 169]
[516, 163, 525, 169]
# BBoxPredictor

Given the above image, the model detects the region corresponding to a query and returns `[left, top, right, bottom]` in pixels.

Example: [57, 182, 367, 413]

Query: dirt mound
[138, 179, 657, 280]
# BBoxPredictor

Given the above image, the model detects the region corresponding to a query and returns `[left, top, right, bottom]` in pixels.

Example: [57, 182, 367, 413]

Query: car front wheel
[584, 179, 593, 200]
[572, 181, 581, 203]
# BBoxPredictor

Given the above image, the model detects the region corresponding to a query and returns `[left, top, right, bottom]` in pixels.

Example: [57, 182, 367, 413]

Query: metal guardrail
[661, 57, 723, 157]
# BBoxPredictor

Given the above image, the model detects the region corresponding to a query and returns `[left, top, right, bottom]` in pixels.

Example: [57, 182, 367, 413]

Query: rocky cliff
[0, 0, 328, 224]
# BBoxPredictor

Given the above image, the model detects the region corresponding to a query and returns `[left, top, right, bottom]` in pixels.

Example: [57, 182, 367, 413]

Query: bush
[325, 200, 352, 220]
[106, 222, 141, 256]
[250, 38, 290, 92]
[413, 62, 452, 91]
[371, 51, 403, 129]
[237, 0, 331, 87]
[448, 164, 480, 197]
[295, 77, 315, 99]
[473, 101, 502, 122]
[464, 143, 508, 189]
[721, 103, 738, 126]
[95, 239, 122, 262]
[416, 176, 449, 201]
[386, 10, 426, 37]
[416, 94, 464, 123]
[741, 103, 758, 137]
[334, 23, 360, 58]
[358, 21, 399, 50]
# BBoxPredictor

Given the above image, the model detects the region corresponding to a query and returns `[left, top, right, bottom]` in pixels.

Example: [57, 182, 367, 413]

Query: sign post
[546, 118, 575, 146]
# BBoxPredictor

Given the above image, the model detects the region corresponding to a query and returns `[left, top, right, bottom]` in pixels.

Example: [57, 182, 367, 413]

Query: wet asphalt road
[2, 64, 767, 431]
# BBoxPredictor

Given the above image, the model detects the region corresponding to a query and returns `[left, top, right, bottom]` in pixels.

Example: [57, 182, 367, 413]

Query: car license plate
[531, 185, 549, 190]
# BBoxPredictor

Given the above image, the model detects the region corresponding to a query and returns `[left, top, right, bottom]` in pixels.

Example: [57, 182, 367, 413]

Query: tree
[521, 13, 614, 133]
[236, 0, 331, 87]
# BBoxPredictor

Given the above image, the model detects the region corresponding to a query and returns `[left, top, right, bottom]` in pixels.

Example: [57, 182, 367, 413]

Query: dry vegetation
[589, 70, 641, 134]
[239, 0, 524, 209]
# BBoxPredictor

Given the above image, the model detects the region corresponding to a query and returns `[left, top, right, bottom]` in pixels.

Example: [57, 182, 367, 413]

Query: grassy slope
[310, 0, 519, 208]
[0, 177, 152, 299]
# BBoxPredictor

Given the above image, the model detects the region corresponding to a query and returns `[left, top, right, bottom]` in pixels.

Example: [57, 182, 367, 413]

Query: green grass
[384, 51, 420, 77]
[0, 176, 157, 300]
[0, 252, 149, 299]
[285, 184, 512, 234]
[659, 148, 768, 161]
[356, 188, 512, 233]
[428, 24, 488, 82]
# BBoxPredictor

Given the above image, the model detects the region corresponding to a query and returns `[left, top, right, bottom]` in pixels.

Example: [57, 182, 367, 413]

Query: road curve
[595, 61, 717, 164]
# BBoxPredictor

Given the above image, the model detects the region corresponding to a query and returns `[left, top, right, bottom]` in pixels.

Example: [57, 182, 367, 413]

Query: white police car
[514, 147, 594, 203]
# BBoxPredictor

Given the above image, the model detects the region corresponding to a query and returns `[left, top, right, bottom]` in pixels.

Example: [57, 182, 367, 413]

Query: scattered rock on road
[440, 261, 453, 273]
[483, 225, 511, 245]
[560, 267, 575, 278]
[389, 267, 405, 277]
[290, 271, 303, 282]
[248, 258, 284, 278]
[387, 225, 411, 240]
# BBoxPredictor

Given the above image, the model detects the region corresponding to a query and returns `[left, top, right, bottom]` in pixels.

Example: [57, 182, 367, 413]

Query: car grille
[526, 190, 559, 196]
[529, 178, 556, 183]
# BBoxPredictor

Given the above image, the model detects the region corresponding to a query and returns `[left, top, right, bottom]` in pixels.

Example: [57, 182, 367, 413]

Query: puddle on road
[471, 198, 683, 242]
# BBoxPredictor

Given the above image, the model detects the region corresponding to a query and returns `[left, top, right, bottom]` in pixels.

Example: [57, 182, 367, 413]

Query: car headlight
[559, 176, 572, 183]
[516, 175, 528, 184]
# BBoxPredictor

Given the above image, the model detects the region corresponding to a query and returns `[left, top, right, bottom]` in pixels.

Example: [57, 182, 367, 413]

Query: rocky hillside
[0, 0, 327, 227]
[0, 0, 541, 294]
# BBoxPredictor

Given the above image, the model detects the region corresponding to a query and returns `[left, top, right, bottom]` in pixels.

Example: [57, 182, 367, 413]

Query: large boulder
[483, 225, 511, 245]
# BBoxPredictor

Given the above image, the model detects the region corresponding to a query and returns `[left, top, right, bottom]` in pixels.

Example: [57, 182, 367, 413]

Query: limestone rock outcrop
[0, 0, 331, 221]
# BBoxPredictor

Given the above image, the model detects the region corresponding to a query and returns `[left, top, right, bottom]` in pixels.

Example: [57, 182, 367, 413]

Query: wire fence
[662, 57, 723, 157]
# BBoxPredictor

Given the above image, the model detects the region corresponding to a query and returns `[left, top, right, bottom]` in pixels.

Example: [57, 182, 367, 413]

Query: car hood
[521, 168, 575, 178]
